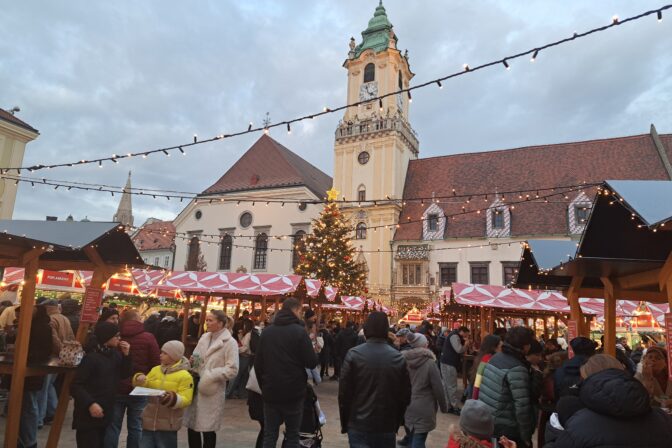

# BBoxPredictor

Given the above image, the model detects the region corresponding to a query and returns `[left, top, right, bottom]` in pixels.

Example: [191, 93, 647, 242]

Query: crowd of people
[3, 294, 672, 448]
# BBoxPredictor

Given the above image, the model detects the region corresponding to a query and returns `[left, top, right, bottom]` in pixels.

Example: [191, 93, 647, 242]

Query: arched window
[364, 63, 375, 83]
[186, 236, 200, 270]
[355, 222, 367, 240]
[292, 230, 306, 270]
[398, 70, 403, 90]
[219, 234, 232, 270]
[358, 185, 366, 202]
[253, 233, 268, 270]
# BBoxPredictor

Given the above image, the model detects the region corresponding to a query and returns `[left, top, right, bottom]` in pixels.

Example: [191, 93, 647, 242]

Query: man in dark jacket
[338, 312, 411, 447]
[440, 325, 471, 414]
[477, 326, 535, 448]
[254, 297, 318, 448]
[104, 309, 160, 448]
[553, 336, 596, 400]
[155, 311, 182, 347]
[319, 324, 334, 379]
[333, 321, 358, 379]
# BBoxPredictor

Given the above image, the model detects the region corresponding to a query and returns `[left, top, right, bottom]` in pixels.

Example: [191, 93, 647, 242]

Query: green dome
[353, 1, 397, 58]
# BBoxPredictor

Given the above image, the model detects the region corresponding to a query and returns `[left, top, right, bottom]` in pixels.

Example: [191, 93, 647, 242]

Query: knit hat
[162, 340, 185, 362]
[407, 332, 428, 349]
[363, 312, 389, 339]
[528, 339, 543, 355]
[396, 328, 411, 338]
[94, 322, 119, 345]
[459, 399, 494, 440]
[580, 354, 624, 379]
[98, 308, 119, 323]
[570, 337, 596, 356]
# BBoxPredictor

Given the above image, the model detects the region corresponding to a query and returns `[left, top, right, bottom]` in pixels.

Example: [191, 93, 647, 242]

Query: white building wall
[141, 249, 175, 270]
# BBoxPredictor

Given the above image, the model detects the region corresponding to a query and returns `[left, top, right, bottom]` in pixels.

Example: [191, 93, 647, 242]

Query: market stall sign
[81, 287, 104, 323]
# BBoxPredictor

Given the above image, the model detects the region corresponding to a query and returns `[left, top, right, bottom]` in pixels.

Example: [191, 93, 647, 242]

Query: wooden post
[198, 295, 210, 338]
[602, 277, 616, 356]
[4, 255, 40, 448]
[487, 308, 494, 334]
[553, 315, 559, 338]
[274, 297, 280, 313]
[223, 298, 228, 315]
[260, 296, 267, 323]
[181, 295, 191, 344]
[479, 306, 487, 340]
[234, 299, 242, 319]
[567, 276, 586, 337]
[543, 317, 548, 337]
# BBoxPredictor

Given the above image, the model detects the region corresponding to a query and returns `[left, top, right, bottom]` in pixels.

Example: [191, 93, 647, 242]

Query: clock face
[359, 81, 378, 101]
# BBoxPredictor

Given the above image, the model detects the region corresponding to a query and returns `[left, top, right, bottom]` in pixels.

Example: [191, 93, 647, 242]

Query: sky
[2, 0, 670, 225]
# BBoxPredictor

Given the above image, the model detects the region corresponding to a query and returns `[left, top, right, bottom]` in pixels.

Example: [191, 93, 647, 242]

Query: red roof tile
[395, 133, 672, 241]
[0, 108, 38, 133]
[202, 134, 332, 198]
[132, 220, 176, 251]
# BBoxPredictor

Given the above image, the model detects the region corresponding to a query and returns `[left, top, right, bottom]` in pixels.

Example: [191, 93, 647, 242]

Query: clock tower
[333, 1, 419, 303]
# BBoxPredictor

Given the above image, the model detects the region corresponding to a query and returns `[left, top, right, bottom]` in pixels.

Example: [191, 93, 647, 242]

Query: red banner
[665, 313, 672, 381]
[107, 277, 133, 293]
[40, 270, 74, 287]
[567, 320, 578, 359]
[81, 287, 104, 323]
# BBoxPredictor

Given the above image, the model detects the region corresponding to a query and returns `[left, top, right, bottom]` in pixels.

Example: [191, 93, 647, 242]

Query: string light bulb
[407, 90, 412, 103]
[658, 10, 663, 22]
[502, 59, 510, 70]
[612, 15, 619, 24]
[436, 80, 443, 89]
[379, 98, 383, 111]
[287, 123, 291, 134]
[531, 49, 538, 62]
[178, 146, 186, 155]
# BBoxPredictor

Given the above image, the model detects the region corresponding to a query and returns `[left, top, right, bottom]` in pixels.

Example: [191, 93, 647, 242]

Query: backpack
[249, 328, 260, 355]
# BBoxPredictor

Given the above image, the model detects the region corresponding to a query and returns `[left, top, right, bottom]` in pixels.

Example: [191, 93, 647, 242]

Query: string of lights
[3, 172, 599, 206]
[131, 183, 593, 242]
[1, 5, 668, 173]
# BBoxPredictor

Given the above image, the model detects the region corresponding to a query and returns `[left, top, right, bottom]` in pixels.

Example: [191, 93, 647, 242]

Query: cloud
[1, 0, 669, 224]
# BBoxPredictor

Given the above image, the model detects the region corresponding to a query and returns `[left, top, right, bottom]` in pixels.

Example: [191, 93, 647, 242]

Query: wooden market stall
[0, 220, 146, 448]
[515, 180, 672, 356]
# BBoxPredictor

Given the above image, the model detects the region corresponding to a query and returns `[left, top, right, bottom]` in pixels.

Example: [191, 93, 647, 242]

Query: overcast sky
[2, 0, 670, 224]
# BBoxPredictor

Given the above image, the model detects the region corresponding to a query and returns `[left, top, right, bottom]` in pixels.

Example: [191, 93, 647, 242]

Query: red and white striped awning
[340, 296, 391, 313]
[156, 271, 302, 296]
[450, 283, 572, 313]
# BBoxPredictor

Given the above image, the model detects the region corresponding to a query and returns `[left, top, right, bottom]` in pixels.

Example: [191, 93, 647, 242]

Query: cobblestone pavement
[2, 378, 461, 447]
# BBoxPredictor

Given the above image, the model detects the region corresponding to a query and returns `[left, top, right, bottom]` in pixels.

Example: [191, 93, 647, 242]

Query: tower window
[358, 151, 370, 165]
[253, 233, 268, 270]
[364, 63, 375, 83]
[355, 222, 367, 240]
[358, 185, 366, 202]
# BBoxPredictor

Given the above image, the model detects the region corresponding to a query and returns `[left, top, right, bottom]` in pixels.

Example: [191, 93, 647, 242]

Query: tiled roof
[132, 220, 175, 251]
[395, 133, 672, 241]
[0, 108, 39, 133]
[202, 134, 332, 198]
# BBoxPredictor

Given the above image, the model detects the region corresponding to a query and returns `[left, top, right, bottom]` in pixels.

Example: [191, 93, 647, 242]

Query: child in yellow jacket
[134, 340, 194, 448]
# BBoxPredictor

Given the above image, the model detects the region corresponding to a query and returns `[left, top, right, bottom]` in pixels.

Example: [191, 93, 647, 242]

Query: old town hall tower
[333, 1, 418, 302]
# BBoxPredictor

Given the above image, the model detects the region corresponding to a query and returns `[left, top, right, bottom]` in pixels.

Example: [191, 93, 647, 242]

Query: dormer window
[492, 210, 505, 229]
[364, 63, 375, 83]
[574, 205, 589, 225]
[428, 214, 439, 231]
[422, 204, 445, 240]
[486, 198, 511, 238]
[568, 192, 593, 234]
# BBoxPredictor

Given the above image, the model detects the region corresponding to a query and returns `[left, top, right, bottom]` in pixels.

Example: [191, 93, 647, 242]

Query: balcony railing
[335, 117, 419, 154]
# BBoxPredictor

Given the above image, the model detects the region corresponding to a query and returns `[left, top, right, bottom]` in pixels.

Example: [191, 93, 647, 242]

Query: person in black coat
[254, 298, 318, 448]
[338, 312, 411, 446]
[546, 354, 672, 447]
[553, 337, 596, 400]
[333, 321, 358, 379]
[70, 322, 132, 448]
[318, 324, 334, 379]
[155, 312, 182, 347]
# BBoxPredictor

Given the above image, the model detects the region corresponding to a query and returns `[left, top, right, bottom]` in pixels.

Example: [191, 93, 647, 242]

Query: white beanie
[162, 340, 185, 361]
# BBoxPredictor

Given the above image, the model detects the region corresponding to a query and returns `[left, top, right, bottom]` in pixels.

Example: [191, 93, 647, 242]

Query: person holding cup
[635, 345, 672, 407]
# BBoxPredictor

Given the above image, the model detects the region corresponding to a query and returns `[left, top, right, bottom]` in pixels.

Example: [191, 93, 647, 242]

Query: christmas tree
[295, 189, 368, 296]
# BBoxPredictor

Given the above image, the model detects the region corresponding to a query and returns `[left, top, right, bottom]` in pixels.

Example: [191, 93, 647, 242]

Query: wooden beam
[234, 299, 241, 319]
[182, 295, 191, 344]
[487, 308, 494, 334]
[567, 276, 587, 337]
[601, 277, 616, 357]
[659, 252, 672, 291]
[260, 296, 267, 323]
[4, 255, 39, 448]
[198, 295, 210, 338]
[615, 268, 660, 290]
[479, 306, 487, 340]
[577, 287, 668, 303]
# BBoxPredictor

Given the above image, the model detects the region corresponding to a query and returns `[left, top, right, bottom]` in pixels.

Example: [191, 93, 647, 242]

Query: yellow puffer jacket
[133, 357, 194, 431]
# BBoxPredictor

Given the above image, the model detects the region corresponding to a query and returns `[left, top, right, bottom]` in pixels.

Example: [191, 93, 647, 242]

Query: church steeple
[113, 171, 134, 227]
[352, 1, 396, 58]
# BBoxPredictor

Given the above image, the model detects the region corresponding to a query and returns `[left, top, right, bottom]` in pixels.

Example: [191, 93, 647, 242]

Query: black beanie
[363, 311, 389, 339]
[570, 337, 596, 356]
[98, 308, 119, 323]
[94, 322, 119, 345]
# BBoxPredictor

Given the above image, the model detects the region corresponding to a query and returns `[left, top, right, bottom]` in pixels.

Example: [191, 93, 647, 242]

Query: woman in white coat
[184, 310, 239, 448]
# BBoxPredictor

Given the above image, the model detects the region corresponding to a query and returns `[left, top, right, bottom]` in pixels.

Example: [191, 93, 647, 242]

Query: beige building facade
[0, 109, 39, 219]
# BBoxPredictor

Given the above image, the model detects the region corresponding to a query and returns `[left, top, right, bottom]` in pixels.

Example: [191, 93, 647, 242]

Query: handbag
[59, 340, 84, 366]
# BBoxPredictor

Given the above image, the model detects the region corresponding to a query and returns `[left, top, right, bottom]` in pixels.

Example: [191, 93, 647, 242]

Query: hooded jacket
[334, 326, 359, 360]
[553, 354, 589, 400]
[135, 357, 194, 432]
[550, 368, 672, 447]
[403, 347, 448, 433]
[119, 319, 161, 394]
[477, 343, 534, 444]
[338, 338, 411, 434]
[253, 309, 318, 405]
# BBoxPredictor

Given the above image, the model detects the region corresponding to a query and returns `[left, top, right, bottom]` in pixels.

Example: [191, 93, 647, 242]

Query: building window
[427, 213, 439, 231]
[402, 264, 422, 285]
[470, 262, 489, 284]
[574, 205, 589, 225]
[298, 202, 307, 211]
[292, 230, 306, 270]
[364, 63, 375, 83]
[355, 222, 367, 240]
[253, 233, 268, 270]
[164, 256, 170, 268]
[358, 151, 370, 165]
[492, 210, 505, 229]
[154, 257, 159, 266]
[239, 212, 253, 228]
[439, 262, 457, 286]
[502, 261, 519, 286]
[358, 186, 366, 202]
[194, 210, 202, 220]
[398, 70, 403, 90]
[219, 234, 233, 270]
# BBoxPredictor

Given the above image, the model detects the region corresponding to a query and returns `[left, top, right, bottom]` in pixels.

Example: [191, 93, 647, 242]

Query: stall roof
[451, 283, 574, 314]
[604, 180, 672, 227]
[0, 220, 144, 269]
[156, 271, 303, 296]
[526, 240, 578, 270]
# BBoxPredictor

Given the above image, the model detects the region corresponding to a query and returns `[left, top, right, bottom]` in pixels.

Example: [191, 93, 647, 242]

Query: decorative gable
[568, 191, 593, 235]
[422, 203, 445, 240]
[486, 198, 511, 238]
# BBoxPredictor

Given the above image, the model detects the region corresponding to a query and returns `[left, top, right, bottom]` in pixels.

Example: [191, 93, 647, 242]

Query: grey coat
[402, 347, 448, 433]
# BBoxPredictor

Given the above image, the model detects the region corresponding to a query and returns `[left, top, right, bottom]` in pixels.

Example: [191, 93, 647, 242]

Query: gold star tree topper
[326, 188, 340, 202]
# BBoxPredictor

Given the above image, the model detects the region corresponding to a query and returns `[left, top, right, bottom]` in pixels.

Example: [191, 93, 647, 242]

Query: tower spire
[113, 171, 134, 227]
